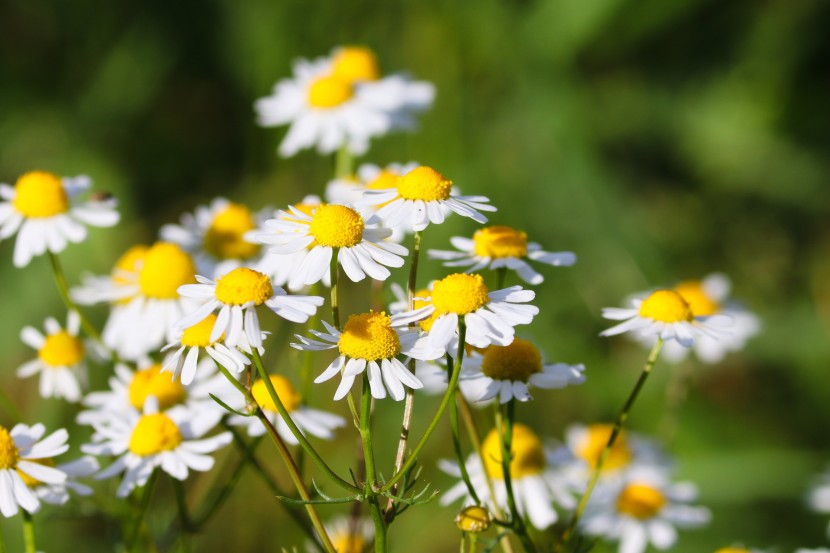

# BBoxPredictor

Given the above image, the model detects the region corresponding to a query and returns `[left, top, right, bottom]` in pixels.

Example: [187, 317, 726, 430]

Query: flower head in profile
[177, 267, 323, 350]
[0, 171, 119, 267]
[359, 166, 496, 231]
[293, 312, 442, 401]
[17, 311, 87, 402]
[307, 516, 374, 553]
[250, 203, 407, 287]
[460, 338, 585, 403]
[440, 424, 578, 529]
[428, 225, 576, 285]
[600, 289, 730, 347]
[0, 423, 71, 517]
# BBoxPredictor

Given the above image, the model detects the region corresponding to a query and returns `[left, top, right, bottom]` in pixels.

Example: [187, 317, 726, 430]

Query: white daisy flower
[23, 456, 99, 507]
[581, 467, 710, 553]
[428, 225, 576, 285]
[306, 515, 374, 553]
[230, 375, 345, 444]
[160, 197, 269, 278]
[176, 267, 323, 350]
[292, 312, 442, 401]
[440, 424, 578, 529]
[17, 311, 87, 402]
[359, 166, 496, 232]
[601, 289, 731, 347]
[83, 397, 231, 497]
[0, 171, 119, 268]
[0, 423, 70, 517]
[250, 204, 407, 287]
[391, 273, 539, 354]
[326, 162, 417, 207]
[460, 337, 585, 403]
[71, 242, 201, 360]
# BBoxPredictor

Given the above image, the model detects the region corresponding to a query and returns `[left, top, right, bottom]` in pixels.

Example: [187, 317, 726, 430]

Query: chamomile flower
[440, 424, 578, 529]
[307, 516, 374, 553]
[176, 267, 323, 350]
[600, 289, 730, 347]
[460, 338, 585, 403]
[581, 467, 710, 553]
[250, 204, 407, 287]
[359, 166, 496, 232]
[17, 311, 86, 402]
[230, 375, 345, 444]
[72, 242, 200, 360]
[428, 226, 576, 285]
[326, 162, 418, 207]
[293, 312, 442, 401]
[391, 273, 539, 354]
[83, 397, 231, 497]
[23, 456, 99, 507]
[160, 198, 269, 277]
[0, 171, 119, 267]
[0, 423, 70, 517]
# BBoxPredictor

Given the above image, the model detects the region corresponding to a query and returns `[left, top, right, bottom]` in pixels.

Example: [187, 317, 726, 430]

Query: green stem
[449, 356, 480, 505]
[495, 267, 507, 290]
[659, 359, 695, 447]
[497, 401, 537, 553]
[0, 517, 5, 553]
[381, 320, 467, 493]
[47, 251, 104, 345]
[335, 145, 354, 179]
[360, 376, 387, 552]
[21, 512, 35, 553]
[173, 480, 192, 552]
[330, 248, 341, 330]
[127, 469, 158, 552]
[555, 338, 664, 552]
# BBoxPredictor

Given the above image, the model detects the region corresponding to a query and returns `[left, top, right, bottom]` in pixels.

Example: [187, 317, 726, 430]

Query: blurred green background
[1, 0, 830, 551]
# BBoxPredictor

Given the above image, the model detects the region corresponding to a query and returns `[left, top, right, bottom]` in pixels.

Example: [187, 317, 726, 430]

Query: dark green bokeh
[1, 0, 829, 551]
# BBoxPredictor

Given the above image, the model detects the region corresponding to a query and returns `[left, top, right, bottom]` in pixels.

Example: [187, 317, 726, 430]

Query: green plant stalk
[449, 354, 480, 505]
[555, 338, 664, 552]
[47, 251, 104, 346]
[381, 320, 467, 493]
[213, 362, 338, 553]
[126, 469, 159, 552]
[21, 512, 35, 553]
[495, 267, 507, 290]
[360, 376, 387, 552]
[172, 479, 192, 553]
[497, 401, 537, 553]
[335, 145, 354, 179]
[329, 248, 341, 330]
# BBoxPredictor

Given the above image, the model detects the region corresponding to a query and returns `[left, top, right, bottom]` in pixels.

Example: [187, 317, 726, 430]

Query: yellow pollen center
[252, 375, 302, 413]
[112, 245, 148, 282]
[473, 226, 528, 259]
[203, 203, 260, 260]
[181, 314, 221, 347]
[309, 205, 364, 248]
[332, 533, 365, 553]
[38, 331, 85, 367]
[455, 505, 492, 533]
[674, 281, 720, 317]
[138, 242, 197, 299]
[0, 426, 20, 470]
[715, 549, 752, 553]
[410, 289, 437, 332]
[215, 267, 273, 306]
[396, 166, 453, 201]
[17, 458, 55, 487]
[338, 312, 401, 361]
[480, 338, 542, 382]
[308, 75, 354, 108]
[431, 274, 490, 316]
[331, 46, 381, 83]
[482, 424, 545, 479]
[12, 171, 69, 218]
[576, 424, 632, 471]
[616, 483, 667, 519]
[128, 364, 186, 410]
[367, 170, 399, 190]
[638, 290, 693, 323]
[128, 413, 182, 456]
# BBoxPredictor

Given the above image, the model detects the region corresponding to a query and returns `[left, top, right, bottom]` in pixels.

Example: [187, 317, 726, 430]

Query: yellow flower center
[38, 331, 85, 367]
[616, 483, 667, 519]
[638, 290, 693, 323]
[431, 274, 489, 316]
[473, 226, 528, 259]
[112, 245, 148, 283]
[203, 203, 260, 260]
[410, 288, 438, 332]
[128, 413, 182, 456]
[396, 166, 453, 201]
[0, 426, 20, 470]
[138, 242, 197, 299]
[308, 75, 353, 109]
[338, 312, 401, 361]
[482, 424, 545, 479]
[12, 171, 69, 218]
[252, 375, 302, 413]
[367, 170, 399, 190]
[480, 338, 542, 382]
[575, 424, 632, 471]
[455, 505, 492, 533]
[331, 46, 380, 83]
[17, 458, 55, 487]
[215, 267, 273, 306]
[674, 281, 720, 317]
[332, 533, 365, 553]
[180, 314, 221, 348]
[715, 549, 752, 553]
[309, 205, 364, 248]
[128, 364, 186, 410]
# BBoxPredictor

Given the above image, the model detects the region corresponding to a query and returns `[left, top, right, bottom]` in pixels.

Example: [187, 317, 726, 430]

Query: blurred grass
[1, 0, 830, 551]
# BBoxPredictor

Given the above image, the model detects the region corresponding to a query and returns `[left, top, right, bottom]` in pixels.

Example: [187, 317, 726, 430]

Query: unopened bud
[455, 505, 491, 533]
